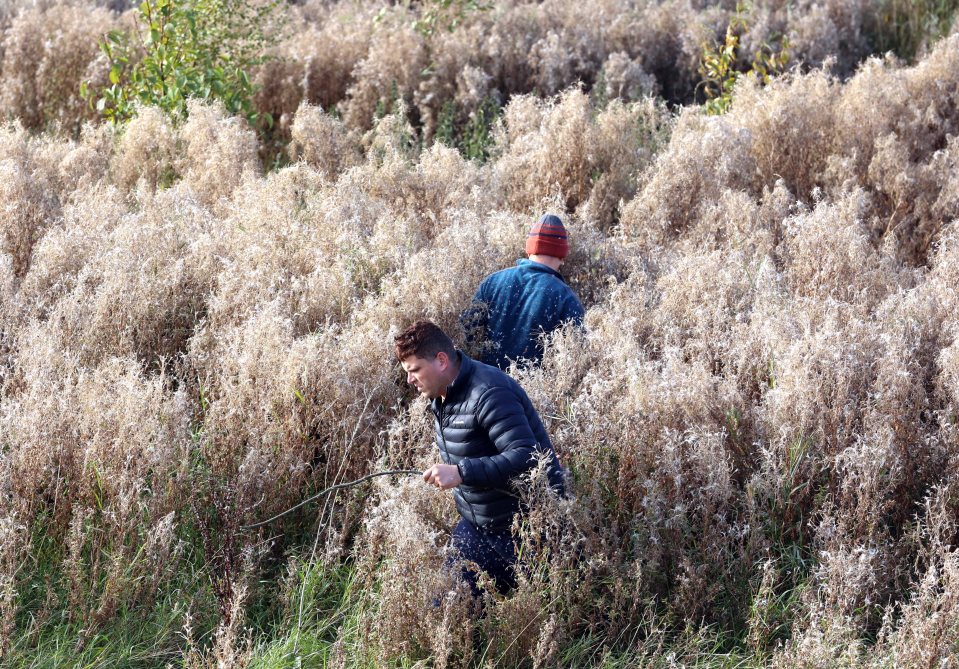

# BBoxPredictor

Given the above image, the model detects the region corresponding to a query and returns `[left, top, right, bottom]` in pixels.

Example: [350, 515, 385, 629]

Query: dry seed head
[0, 2, 115, 132]
[113, 106, 178, 193]
[289, 103, 362, 180]
[179, 101, 262, 212]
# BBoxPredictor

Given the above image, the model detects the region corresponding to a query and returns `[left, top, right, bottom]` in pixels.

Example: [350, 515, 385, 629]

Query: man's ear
[435, 351, 450, 370]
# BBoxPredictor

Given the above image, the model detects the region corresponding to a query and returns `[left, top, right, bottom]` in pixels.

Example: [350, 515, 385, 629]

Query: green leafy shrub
[407, 0, 493, 38]
[698, 4, 790, 115]
[83, 0, 279, 126]
[434, 95, 500, 162]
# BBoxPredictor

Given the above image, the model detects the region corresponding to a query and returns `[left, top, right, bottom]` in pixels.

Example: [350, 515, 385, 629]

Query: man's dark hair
[394, 320, 456, 361]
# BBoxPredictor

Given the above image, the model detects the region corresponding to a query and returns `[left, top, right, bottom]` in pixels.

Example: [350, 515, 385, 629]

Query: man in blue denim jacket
[464, 214, 584, 370]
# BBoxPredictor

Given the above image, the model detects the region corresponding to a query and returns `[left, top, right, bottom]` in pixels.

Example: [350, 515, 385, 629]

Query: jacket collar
[516, 258, 565, 281]
[432, 351, 473, 409]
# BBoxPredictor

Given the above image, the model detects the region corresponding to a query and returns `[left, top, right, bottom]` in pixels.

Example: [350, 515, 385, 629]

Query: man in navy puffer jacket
[395, 320, 565, 596]
[463, 213, 584, 370]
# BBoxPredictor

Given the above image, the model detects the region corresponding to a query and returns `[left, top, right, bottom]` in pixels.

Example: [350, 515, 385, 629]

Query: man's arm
[562, 289, 585, 326]
[456, 387, 540, 489]
[460, 283, 490, 351]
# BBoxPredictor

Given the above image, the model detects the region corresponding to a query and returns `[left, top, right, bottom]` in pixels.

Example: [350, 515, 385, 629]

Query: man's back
[468, 259, 584, 369]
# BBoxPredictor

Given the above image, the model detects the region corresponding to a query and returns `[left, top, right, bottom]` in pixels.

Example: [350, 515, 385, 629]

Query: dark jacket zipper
[435, 400, 481, 529]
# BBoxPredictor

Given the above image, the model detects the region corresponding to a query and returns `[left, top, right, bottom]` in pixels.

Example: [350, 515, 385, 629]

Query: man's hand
[423, 463, 462, 490]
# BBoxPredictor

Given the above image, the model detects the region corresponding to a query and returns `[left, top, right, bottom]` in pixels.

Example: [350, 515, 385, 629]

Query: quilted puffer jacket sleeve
[456, 386, 540, 488]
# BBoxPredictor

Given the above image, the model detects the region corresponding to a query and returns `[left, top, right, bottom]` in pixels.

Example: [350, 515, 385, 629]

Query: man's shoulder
[484, 262, 570, 290]
[528, 271, 580, 304]
[461, 358, 520, 398]
[476, 266, 525, 303]
[465, 356, 509, 384]
[481, 265, 523, 285]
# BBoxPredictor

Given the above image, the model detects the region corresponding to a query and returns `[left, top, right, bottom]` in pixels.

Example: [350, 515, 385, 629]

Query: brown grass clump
[620, 110, 758, 245]
[826, 35, 959, 261]
[288, 103, 363, 181]
[0, 159, 54, 279]
[732, 70, 837, 201]
[352, 468, 477, 666]
[779, 191, 905, 307]
[0, 515, 25, 655]
[623, 33, 959, 265]
[16, 183, 130, 320]
[339, 13, 428, 131]
[787, 0, 873, 72]
[53, 124, 115, 198]
[869, 483, 959, 667]
[252, 1, 377, 144]
[493, 89, 671, 228]
[1, 0, 953, 143]
[178, 101, 263, 211]
[0, 124, 61, 278]
[0, 340, 189, 630]
[599, 51, 660, 102]
[19, 181, 219, 371]
[111, 106, 178, 192]
[0, 1, 115, 133]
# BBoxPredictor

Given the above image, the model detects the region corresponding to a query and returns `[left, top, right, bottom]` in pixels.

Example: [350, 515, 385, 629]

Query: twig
[241, 469, 421, 531]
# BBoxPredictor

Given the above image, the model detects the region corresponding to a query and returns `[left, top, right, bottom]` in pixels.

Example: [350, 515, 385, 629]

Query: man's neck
[528, 254, 563, 271]
[439, 355, 462, 402]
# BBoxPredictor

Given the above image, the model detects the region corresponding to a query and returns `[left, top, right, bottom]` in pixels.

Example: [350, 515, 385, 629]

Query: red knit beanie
[525, 214, 569, 259]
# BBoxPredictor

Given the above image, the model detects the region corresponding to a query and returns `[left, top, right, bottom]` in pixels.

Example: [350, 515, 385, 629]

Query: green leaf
[92, 0, 276, 130]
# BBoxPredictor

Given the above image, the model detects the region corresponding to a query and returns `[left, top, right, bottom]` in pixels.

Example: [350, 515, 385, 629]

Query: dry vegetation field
[0, 0, 958, 666]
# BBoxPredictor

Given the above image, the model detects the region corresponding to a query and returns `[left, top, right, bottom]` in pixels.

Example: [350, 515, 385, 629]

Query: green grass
[10, 592, 190, 669]
[8, 514, 216, 669]
[248, 631, 336, 669]
[873, 0, 959, 60]
[433, 95, 501, 162]
[7, 520, 824, 668]
[247, 557, 369, 669]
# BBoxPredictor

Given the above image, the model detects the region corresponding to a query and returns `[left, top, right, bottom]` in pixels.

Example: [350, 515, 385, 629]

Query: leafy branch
[698, 3, 790, 115]
[82, 0, 280, 126]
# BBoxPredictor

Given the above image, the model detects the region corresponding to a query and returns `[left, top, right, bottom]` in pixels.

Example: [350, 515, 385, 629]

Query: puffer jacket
[431, 352, 565, 531]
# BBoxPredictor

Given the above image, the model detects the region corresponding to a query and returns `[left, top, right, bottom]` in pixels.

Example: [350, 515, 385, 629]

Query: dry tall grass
[0, 3, 957, 667]
[1, 0, 951, 140]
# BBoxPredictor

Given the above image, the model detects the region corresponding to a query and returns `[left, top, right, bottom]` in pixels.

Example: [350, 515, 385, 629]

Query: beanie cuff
[526, 214, 569, 258]
[526, 236, 569, 258]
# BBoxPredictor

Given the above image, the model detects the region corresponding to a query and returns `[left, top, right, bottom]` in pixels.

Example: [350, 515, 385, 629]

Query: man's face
[400, 353, 449, 399]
